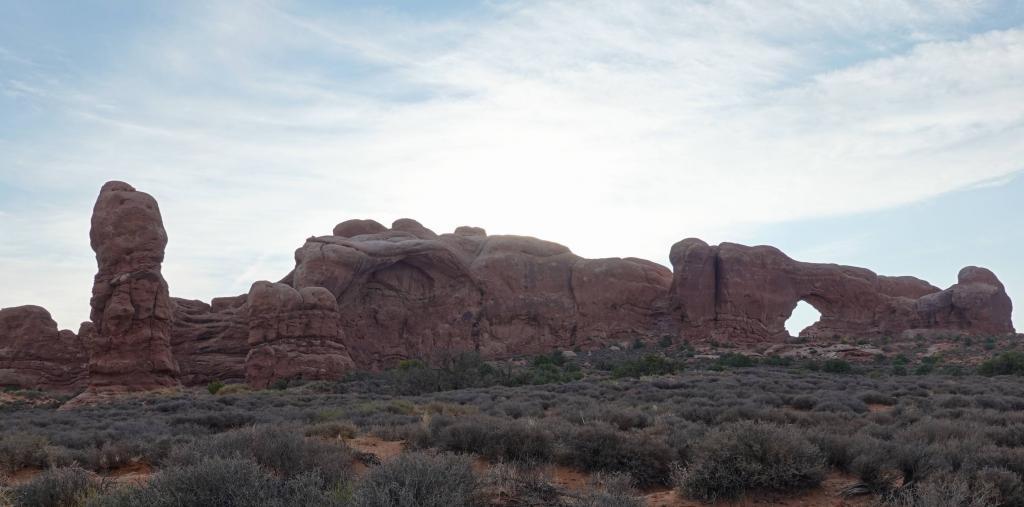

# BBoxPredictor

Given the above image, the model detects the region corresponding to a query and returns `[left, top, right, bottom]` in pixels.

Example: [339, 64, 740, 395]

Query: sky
[0, 0, 1021, 333]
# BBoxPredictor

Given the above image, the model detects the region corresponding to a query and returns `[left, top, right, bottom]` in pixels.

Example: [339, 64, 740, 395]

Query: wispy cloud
[1, 0, 1022, 328]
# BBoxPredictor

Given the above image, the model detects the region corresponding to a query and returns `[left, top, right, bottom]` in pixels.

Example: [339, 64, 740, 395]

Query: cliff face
[1, 182, 1015, 392]
[0, 305, 86, 392]
[288, 223, 674, 371]
[669, 239, 1014, 343]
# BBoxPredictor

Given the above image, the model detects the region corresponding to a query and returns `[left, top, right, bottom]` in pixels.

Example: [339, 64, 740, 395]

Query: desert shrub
[169, 411, 254, 431]
[789, 395, 816, 410]
[572, 407, 650, 431]
[434, 416, 553, 465]
[979, 353, 1024, 376]
[890, 442, 941, 485]
[89, 457, 333, 507]
[975, 467, 1024, 507]
[484, 464, 563, 506]
[821, 359, 853, 374]
[207, 380, 225, 395]
[860, 391, 897, 405]
[761, 355, 795, 367]
[676, 421, 826, 501]
[350, 451, 479, 507]
[169, 426, 352, 486]
[989, 425, 1024, 448]
[714, 353, 755, 368]
[434, 417, 493, 456]
[12, 465, 98, 507]
[885, 471, 998, 507]
[568, 473, 645, 507]
[559, 424, 673, 486]
[216, 384, 251, 396]
[664, 420, 708, 464]
[514, 362, 583, 385]
[487, 421, 554, 464]
[0, 432, 49, 472]
[807, 431, 866, 471]
[305, 421, 358, 440]
[610, 355, 681, 379]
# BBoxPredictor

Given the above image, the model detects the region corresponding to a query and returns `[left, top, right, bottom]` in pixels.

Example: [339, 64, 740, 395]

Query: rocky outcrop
[245, 282, 356, 388]
[170, 296, 249, 385]
[2, 181, 1016, 394]
[82, 181, 178, 392]
[913, 266, 1015, 336]
[0, 306, 86, 391]
[290, 224, 674, 369]
[670, 239, 1014, 343]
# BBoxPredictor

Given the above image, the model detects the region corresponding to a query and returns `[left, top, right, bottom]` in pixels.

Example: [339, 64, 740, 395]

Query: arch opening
[786, 300, 822, 337]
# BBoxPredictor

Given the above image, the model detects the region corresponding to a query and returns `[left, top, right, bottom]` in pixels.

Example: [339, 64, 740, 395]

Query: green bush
[715, 353, 755, 368]
[350, 451, 479, 507]
[978, 352, 1024, 376]
[610, 355, 681, 379]
[207, 380, 225, 395]
[676, 421, 826, 501]
[821, 359, 853, 374]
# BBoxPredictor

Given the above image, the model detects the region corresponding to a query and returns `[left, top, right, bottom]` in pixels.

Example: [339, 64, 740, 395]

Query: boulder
[244, 282, 356, 388]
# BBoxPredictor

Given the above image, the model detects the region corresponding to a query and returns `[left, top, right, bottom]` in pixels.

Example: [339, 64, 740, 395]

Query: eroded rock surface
[244, 282, 356, 388]
[0, 306, 86, 391]
[171, 296, 249, 385]
[292, 224, 674, 369]
[82, 181, 178, 392]
[670, 239, 1014, 343]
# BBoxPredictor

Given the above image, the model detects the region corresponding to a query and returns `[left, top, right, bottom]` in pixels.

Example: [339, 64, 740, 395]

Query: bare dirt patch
[107, 461, 154, 485]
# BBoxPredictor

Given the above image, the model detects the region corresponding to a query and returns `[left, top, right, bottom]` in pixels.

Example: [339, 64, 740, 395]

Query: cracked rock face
[244, 282, 355, 388]
[0, 305, 86, 391]
[83, 181, 178, 392]
[171, 295, 249, 385]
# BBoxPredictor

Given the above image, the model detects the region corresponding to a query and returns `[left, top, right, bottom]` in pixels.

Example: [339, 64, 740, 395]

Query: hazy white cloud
[1, 0, 1022, 329]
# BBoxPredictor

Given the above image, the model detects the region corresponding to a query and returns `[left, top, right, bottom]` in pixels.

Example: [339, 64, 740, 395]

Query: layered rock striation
[0, 305, 87, 391]
[81, 181, 179, 392]
[244, 282, 355, 388]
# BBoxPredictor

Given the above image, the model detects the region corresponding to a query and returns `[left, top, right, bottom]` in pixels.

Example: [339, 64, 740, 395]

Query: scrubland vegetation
[3, 342, 1024, 506]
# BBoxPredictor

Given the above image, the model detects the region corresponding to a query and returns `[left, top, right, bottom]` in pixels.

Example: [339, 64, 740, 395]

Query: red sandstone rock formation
[0, 305, 87, 391]
[244, 282, 356, 388]
[288, 223, 673, 369]
[82, 181, 179, 392]
[0, 181, 1015, 393]
[170, 296, 249, 385]
[669, 238, 1014, 343]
